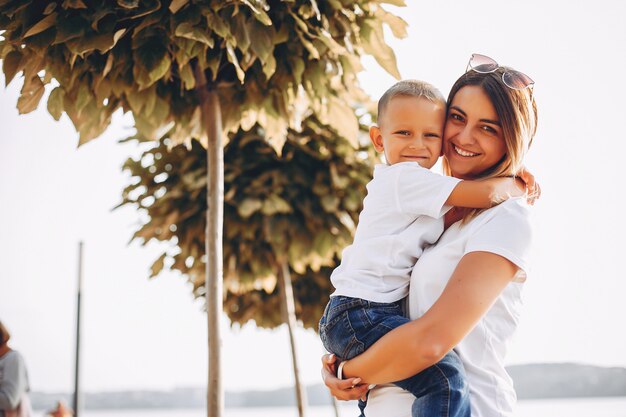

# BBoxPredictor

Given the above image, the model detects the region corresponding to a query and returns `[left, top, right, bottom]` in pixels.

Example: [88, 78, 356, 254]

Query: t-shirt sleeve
[395, 163, 462, 219]
[0, 351, 28, 410]
[464, 201, 533, 276]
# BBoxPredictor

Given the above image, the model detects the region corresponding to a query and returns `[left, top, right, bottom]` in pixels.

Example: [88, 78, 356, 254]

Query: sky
[1, 0, 626, 394]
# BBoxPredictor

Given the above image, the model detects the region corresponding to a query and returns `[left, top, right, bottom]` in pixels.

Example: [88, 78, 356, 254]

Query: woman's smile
[451, 143, 480, 157]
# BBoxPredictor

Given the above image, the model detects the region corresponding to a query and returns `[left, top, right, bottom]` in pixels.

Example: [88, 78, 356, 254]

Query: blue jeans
[319, 296, 470, 417]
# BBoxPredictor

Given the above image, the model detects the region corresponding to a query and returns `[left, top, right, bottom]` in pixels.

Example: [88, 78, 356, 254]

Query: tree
[0, 1, 406, 416]
[118, 115, 376, 415]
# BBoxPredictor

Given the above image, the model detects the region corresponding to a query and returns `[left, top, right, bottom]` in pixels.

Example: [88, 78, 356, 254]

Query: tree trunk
[196, 68, 224, 417]
[278, 260, 308, 417]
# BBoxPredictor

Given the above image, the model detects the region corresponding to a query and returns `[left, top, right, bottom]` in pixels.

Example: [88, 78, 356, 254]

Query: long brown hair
[0, 321, 10, 347]
[443, 68, 538, 221]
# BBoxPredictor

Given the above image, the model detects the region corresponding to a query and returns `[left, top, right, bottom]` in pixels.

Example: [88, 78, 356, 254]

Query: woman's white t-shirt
[365, 198, 533, 417]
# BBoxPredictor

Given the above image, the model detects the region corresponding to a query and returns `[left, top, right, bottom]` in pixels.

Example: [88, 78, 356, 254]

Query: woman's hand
[321, 353, 369, 401]
[517, 166, 541, 204]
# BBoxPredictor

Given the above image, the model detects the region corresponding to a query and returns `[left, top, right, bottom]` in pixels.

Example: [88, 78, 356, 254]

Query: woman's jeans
[319, 295, 470, 417]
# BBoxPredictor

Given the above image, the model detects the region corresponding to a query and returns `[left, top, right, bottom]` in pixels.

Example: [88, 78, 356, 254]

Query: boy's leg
[394, 350, 470, 417]
[319, 296, 370, 361]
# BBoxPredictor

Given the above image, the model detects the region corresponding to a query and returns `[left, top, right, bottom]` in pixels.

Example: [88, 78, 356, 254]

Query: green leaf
[54, 16, 85, 44]
[261, 194, 292, 215]
[94, 78, 112, 103]
[376, 0, 407, 5]
[206, 11, 230, 39]
[76, 82, 91, 114]
[124, 0, 162, 20]
[296, 32, 320, 60]
[316, 29, 347, 55]
[143, 86, 158, 114]
[47, 87, 64, 120]
[330, 163, 350, 189]
[361, 20, 401, 80]
[44, 2, 57, 14]
[150, 253, 167, 278]
[2, 50, 22, 86]
[376, 8, 408, 39]
[17, 76, 45, 114]
[126, 89, 147, 113]
[62, 0, 87, 9]
[83, 29, 126, 54]
[241, 0, 272, 26]
[262, 52, 276, 79]
[23, 13, 57, 38]
[174, 23, 215, 47]
[111, 29, 127, 50]
[117, 0, 139, 9]
[90, 8, 114, 31]
[178, 64, 195, 89]
[169, 0, 188, 14]
[325, 97, 359, 147]
[321, 194, 339, 212]
[247, 19, 272, 62]
[226, 43, 245, 83]
[149, 54, 171, 84]
[290, 58, 305, 85]
[102, 54, 114, 78]
[238, 198, 263, 218]
[135, 38, 171, 87]
[232, 13, 251, 52]
[274, 24, 289, 44]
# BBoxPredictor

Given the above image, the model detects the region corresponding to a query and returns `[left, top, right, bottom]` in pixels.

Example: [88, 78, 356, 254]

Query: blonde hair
[378, 80, 446, 122]
[444, 68, 538, 222]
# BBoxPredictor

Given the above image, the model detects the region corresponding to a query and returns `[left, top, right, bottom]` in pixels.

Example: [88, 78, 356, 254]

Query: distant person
[46, 401, 73, 417]
[0, 321, 32, 417]
[318, 79, 537, 417]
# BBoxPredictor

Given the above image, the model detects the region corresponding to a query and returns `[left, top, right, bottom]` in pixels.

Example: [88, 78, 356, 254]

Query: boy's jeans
[319, 295, 470, 417]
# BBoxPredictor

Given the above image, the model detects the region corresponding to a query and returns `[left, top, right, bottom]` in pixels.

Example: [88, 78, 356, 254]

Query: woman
[322, 55, 538, 417]
[0, 321, 32, 417]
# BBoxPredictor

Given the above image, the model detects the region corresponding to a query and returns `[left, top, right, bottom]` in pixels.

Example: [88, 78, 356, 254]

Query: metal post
[73, 241, 84, 417]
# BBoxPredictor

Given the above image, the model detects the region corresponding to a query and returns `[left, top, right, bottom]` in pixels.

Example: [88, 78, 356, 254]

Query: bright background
[1, 0, 625, 394]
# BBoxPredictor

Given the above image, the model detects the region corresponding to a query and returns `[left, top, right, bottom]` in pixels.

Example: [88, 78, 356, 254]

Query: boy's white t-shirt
[330, 161, 461, 303]
[364, 198, 533, 417]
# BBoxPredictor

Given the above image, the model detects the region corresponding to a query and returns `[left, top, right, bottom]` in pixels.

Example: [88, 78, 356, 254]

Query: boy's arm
[445, 177, 525, 209]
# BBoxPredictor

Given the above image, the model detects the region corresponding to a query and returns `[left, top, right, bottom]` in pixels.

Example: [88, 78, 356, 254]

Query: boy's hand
[321, 354, 369, 401]
[517, 166, 541, 205]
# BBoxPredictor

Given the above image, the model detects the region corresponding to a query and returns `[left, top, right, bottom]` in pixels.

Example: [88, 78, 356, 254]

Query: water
[32, 397, 626, 417]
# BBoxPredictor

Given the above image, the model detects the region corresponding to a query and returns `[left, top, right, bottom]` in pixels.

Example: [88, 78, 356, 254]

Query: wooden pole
[195, 65, 224, 417]
[278, 260, 308, 417]
[73, 241, 84, 417]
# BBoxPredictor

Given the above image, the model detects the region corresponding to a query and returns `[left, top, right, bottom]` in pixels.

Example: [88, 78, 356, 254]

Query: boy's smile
[370, 96, 446, 168]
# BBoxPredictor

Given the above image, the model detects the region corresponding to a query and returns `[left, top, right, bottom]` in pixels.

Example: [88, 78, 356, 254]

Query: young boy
[319, 80, 526, 417]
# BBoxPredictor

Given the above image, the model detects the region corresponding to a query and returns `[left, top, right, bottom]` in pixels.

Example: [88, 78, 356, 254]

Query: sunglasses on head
[467, 53, 534, 91]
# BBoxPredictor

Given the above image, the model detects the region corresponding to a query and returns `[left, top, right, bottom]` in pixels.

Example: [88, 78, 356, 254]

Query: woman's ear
[369, 126, 385, 152]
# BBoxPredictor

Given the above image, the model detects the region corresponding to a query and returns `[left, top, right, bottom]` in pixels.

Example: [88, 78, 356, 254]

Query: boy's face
[370, 96, 445, 168]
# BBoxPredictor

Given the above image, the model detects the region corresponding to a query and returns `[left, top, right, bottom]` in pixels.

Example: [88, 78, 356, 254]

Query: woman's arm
[446, 167, 540, 209]
[341, 251, 519, 384]
[446, 177, 525, 208]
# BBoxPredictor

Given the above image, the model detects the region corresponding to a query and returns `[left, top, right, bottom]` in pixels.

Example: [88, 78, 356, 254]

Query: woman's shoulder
[464, 198, 534, 272]
[472, 197, 532, 227]
[0, 349, 25, 365]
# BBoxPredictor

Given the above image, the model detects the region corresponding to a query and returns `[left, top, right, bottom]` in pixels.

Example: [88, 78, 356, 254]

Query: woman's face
[443, 85, 507, 180]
